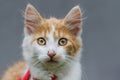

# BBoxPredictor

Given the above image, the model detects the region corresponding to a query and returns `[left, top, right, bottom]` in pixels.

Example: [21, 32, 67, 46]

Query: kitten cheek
[53, 54, 65, 62]
[38, 55, 49, 62]
[65, 45, 74, 56]
[54, 55, 62, 60]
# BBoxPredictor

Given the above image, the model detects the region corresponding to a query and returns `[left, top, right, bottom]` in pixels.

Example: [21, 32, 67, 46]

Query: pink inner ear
[64, 6, 82, 36]
[24, 4, 42, 35]
[70, 27, 80, 36]
[26, 26, 33, 35]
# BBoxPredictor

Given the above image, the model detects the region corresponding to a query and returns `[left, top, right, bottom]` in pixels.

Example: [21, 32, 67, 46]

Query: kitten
[2, 4, 83, 80]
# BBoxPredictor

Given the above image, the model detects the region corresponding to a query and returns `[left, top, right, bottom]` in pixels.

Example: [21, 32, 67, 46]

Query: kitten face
[22, 4, 82, 69]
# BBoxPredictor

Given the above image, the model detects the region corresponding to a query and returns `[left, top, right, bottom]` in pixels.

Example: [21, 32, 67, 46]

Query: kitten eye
[58, 38, 68, 46]
[37, 37, 46, 45]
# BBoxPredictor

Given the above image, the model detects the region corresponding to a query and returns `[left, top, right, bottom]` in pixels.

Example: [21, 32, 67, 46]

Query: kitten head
[22, 4, 82, 69]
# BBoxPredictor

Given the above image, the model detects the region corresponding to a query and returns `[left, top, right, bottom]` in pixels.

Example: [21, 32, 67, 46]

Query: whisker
[32, 60, 40, 66]
[31, 59, 39, 65]
[32, 60, 42, 67]
[82, 67, 89, 80]
[31, 55, 38, 59]
[66, 55, 74, 60]
[65, 58, 73, 64]
[35, 61, 41, 66]
[31, 56, 38, 58]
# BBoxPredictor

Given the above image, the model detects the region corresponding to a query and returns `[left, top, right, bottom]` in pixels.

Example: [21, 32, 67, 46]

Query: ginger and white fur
[2, 4, 83, 80]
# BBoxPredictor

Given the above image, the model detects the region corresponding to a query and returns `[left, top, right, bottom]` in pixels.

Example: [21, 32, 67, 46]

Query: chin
[40, 59, 66, 69]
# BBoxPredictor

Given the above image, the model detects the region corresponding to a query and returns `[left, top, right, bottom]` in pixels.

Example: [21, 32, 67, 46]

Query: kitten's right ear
[64, 6, 82, 36]
[24, 4, 43, 35]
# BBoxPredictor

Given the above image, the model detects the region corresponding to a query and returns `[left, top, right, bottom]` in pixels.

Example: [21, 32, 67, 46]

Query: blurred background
[0, 0, 120, 80]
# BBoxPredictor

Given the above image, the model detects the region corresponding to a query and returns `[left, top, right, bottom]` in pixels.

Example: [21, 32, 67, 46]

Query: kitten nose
[48, 50, 56, 58]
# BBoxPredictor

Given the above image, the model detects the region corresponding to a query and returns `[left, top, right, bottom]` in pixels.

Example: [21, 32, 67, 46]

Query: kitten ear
[64, 6, 82, 36]
[24, 4, 43, 35]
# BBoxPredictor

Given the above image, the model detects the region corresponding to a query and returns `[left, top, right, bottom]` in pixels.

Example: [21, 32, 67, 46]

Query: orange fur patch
[31, 18, 82, 56]
[1, 61, 26, 80]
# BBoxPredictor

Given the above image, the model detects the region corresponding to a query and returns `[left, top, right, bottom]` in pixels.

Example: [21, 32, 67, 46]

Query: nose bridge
[47, 24, 55, 42]
[48, 43, 57, 51]
[46, 24, 58, 51]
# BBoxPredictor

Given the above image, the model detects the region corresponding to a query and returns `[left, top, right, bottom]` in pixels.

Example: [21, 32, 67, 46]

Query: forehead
[33, 18, 73, 39]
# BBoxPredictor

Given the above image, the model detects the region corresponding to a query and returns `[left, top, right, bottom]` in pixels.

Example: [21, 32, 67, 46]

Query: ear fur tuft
[64, 6, 82, 36]
[24, 4, 43, 35]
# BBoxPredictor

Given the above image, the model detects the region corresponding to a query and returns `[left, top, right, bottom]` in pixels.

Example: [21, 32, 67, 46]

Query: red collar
[18, 69, 57, 80]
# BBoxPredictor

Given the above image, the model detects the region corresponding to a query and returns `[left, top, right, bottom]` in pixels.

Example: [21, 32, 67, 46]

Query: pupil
[62, 40, 64, 43]
[40, 40, 43, 43]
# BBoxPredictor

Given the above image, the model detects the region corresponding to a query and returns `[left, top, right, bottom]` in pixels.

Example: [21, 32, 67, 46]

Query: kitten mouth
[46, 59, 58, 63]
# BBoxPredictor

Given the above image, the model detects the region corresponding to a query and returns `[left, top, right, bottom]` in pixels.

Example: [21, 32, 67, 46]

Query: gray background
[0, 0, 120, 80]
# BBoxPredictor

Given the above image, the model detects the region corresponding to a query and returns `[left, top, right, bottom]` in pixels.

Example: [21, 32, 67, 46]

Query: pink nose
[48, 50, 56, 58]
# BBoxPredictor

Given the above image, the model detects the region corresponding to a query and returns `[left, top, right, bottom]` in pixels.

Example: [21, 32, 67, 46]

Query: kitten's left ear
[64, 6, 82, 36]
[24, 4, 43, 35]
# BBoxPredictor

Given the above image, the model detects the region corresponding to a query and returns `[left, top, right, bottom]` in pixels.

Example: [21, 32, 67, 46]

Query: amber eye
[37, 37, 46, 45]
[58, 38, 67, 46]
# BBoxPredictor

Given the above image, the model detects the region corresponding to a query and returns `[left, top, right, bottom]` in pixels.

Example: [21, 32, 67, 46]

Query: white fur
[22, 23, 82, 80]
